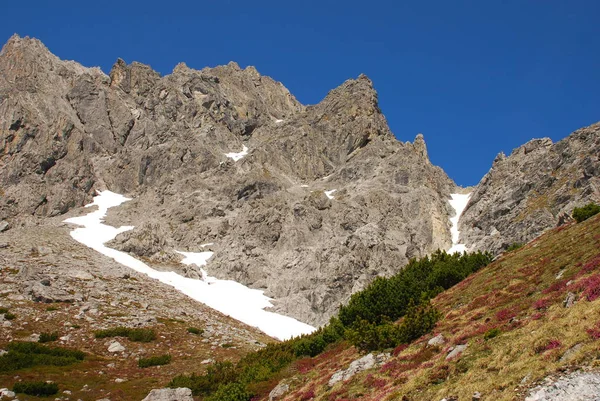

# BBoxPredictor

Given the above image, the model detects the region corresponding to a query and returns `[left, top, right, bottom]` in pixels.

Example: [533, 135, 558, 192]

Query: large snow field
[64, 191, 315, 340]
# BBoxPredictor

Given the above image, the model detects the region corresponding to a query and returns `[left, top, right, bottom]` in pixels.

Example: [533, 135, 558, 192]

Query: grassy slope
[277, 214, 600, 401]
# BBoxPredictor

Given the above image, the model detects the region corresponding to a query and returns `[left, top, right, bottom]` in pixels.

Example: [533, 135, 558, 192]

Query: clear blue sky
[2, 1, 599, 186]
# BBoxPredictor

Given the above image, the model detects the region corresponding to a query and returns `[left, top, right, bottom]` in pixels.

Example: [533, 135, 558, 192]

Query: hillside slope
[264, 212, 600, 401]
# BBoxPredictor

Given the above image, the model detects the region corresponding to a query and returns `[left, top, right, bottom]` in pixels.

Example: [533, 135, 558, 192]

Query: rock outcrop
[0, 35, 455, 326]
[460, 123, 600, 254]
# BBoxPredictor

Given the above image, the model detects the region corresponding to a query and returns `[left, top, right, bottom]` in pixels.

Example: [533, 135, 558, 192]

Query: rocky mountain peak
[413, 133, 428, 160]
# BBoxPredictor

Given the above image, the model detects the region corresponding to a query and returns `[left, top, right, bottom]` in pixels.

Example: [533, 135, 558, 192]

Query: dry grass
[272, 214, 600, 401]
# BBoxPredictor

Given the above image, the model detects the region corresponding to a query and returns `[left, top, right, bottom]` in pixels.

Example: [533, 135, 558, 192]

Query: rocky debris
[0, 35, 455, 325]
[525, 371, 600, 401]
[328, 352, 390, 386]
[472, 391, 482, 400]
[446, 344, 468, 360]
[428, 333, 446, 347]
[141, 387, 193, 401]
[107, 341, 125, 353]
[268, 381, 290, 401]
[461, 123, 600, 254]
[0, 221, 8, 232]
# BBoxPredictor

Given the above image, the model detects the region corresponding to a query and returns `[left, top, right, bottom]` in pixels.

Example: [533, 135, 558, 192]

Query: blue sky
[2, 1, 599, 186]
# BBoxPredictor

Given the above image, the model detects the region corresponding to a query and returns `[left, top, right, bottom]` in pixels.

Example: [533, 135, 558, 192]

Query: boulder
[141, 388, 193, 401]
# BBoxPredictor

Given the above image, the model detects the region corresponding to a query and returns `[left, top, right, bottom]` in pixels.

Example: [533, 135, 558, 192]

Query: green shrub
[13, 381, 59, 396]
[207, 382, 252, 401]
[0, 307, 8, 314]
[506, 243, 523, 252]
[338, 250, 493, 326]
[138, 354, 171, 368]
[484, 328, 501, 340]
[39, 332, 59, 343]
[46, 306, 59, 312]
[0, 342, 84, 372]
[3, 312, 15, 320]
[397, 300, 440, 344]
[573, 203, 600, 223]
[346, 301, 440, 351]
[94, 327, 156, 342]
[168, 250, 492, 399]
[170, 361, 237, 396]
[187, 327, 203, 335]
[346, 319, 403, 351]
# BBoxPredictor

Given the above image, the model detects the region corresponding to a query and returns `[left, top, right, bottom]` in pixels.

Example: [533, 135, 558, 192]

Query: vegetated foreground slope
[0, 216, 275, 401]
[266, 212, 600, 401]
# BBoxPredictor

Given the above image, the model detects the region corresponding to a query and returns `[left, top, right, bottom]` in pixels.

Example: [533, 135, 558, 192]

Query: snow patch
[225, 145, 249, 161]
[274, 119, 284, 123]
[325, 189, 336, 200]
[64, 190, 315, 340]
[447, 193, 471, 254]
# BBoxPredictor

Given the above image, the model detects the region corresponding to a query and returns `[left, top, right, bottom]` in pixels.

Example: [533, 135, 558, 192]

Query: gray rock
[268, 381, 290, 401]
[141, 388, 193, 401]
[564, 292, 576, 308]
[328, 352, 390, 386]
[107, 341, 125, 353]
[559, 343, 583, 363]
[0, 221, 9, 232]
[525, 371, 600, 401]
[446, 344, 468, 360]
[428, 333, 446, 347]
[0, 388, 16, 398]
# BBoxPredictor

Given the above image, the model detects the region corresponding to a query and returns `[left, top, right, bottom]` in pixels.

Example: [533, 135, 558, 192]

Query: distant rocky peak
[413, 133, 429, 161]
[109, 58, 161, 96]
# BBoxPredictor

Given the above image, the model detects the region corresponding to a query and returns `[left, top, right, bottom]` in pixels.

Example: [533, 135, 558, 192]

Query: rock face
[460, 123, 600, 254]
[0, 35, 455, 326]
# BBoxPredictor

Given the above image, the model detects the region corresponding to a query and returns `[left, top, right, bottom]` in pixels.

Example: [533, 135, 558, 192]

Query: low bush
[187, 327, 203, 335]
[207, 382, 252, 401]
[94, 327, 156, 342]
[483, 327, 501, 340]
[339, 250, 492, 326]
[573, 203, 600, 223]
[3, 312, 16, 320]
[506, 243, 523, 252]
[39, 332, 59, 343]
[138, 354, 171, 368]
[0, 342, 84, 372]
[13, 381, 59, 396]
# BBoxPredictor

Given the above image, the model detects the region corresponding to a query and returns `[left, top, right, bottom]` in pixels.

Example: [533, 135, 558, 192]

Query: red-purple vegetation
[575, 274, 600, 301]
[587, 322, 600, 339]
[392, 343, 408, 357]
[543, 279, 569, 294]
[533, 298, 551, 310]
[496, 308, 517, 321]
[300, 389, 315, 401]
[581, 254, 600, 275]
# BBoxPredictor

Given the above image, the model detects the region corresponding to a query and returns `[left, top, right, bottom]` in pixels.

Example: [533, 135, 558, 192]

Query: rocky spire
[413, 133, 429, 160]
